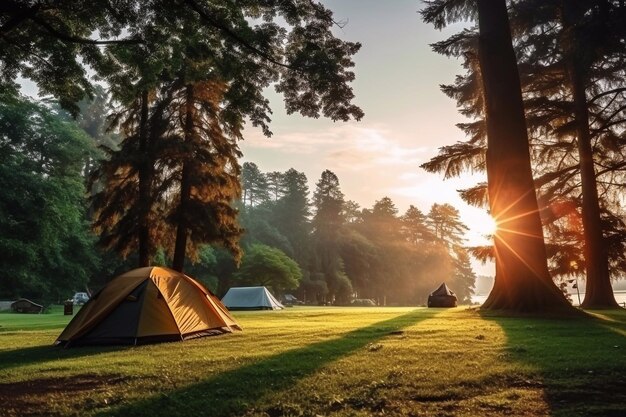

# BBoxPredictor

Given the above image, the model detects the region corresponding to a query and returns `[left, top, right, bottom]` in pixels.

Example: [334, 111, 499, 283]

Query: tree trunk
[562, 1, 618, 309]
[478, 0, 573, 312]
[172, 84, 195, 272]
[137, 89, 153, 267]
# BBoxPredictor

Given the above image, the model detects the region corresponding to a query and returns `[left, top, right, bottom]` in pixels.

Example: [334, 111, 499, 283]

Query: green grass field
[1, 306, 625, 417]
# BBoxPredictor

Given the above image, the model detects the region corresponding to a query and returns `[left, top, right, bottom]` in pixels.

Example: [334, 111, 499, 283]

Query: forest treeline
[236, 163, 476, 305]
[0, 90, 476, 304]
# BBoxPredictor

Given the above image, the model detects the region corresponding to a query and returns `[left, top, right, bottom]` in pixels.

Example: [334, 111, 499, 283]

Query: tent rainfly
[56, 267, 241, 347]
[221, 286, 284, 310]
[427, 283, 458, 308]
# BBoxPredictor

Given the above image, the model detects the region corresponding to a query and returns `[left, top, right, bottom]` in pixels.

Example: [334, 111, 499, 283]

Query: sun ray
[494, 233, 543, 279]
[491, 186, 536, 223]
[496, 207, 544, 226]
[496, 227, 544, 239]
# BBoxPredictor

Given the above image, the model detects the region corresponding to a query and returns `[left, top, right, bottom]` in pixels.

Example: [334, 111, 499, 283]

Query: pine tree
[242, 162, 270, 207]
[273, 169, 312, 267]
[422, 0, 626, 309]
[160, 80, 243, 272]
[401, 205, 433, 244]
[312, 170, 351, 302]
[427, 203, 475, 303]
[422, 0, 573, 312]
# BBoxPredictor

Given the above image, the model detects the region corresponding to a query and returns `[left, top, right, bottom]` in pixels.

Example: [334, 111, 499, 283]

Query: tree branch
[182, 0, 296, 71]
[589, 87, 626, 104]
[30, 16, 142, 45]
[0, 4, 39, 36]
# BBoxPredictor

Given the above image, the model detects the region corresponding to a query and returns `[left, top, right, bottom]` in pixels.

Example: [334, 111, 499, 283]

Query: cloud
[243, 129, 339, 154]
[243, 123, 432, 170]
[327, 127, 431, 170]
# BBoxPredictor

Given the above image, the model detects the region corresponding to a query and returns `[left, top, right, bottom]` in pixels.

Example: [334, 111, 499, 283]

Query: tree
[427, 203, 468, 247]
[0, 1, 140, 115]
[161, 80, 243, 272]
[0, 93, 98, 302]
[402, 205, 432, 243]
[242, 162, 270, 207]
[90, 1, 362, 269]
[342, 200, 362, 224]
[5, 2, 363, 272]
[559, 1, 619, 308]
[426, 203, 475, 303]
[362, 197, 402, 239]
[312, 170, 345, 233]
[90, 88, 163, 266]
[266, 171, 285, 202]
[356, 197, 411, 305]
[423, 0, 573, 312]
[235, 244, 302, 295]
[272, 168, 312, 266]
[311, 170, 351, 302]
[475, 0, 572, 311]
[423, 1, 626, 309]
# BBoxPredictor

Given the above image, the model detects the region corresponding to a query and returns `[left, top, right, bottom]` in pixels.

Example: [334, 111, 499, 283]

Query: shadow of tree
[0, 344, 131, 371]
[98, 308, 434, 417]
[481, 309, 626, 417]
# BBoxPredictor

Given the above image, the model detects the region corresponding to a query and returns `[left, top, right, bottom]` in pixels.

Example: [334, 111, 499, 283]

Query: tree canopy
[0, 93, 97, 302]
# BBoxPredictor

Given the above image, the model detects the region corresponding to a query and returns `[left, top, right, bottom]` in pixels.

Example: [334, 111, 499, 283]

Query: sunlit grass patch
[0, 306, 624, 416]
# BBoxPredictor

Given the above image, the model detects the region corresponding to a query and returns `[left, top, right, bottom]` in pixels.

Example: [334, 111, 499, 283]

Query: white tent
[221, 286, 284, 310]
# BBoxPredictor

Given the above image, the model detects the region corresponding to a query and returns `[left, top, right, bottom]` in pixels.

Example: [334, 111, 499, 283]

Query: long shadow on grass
[481, 309, 626, 417]
[99, 309, 434, 417]
[0, 344, 131, 371]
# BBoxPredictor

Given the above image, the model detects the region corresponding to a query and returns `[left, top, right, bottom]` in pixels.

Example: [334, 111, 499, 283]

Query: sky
[238, 1, 495, 275]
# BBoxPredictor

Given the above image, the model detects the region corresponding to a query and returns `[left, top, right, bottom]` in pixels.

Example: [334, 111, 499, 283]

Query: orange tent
[56, 267, 241, 347]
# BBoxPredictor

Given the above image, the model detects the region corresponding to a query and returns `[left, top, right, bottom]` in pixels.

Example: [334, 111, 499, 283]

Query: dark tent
[427, 283, 457, 307]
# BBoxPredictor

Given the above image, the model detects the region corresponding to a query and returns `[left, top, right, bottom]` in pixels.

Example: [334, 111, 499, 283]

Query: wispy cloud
[244, 123, 431, 170]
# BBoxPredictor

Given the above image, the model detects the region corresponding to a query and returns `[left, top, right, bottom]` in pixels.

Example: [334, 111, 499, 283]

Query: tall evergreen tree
[266, 171, 285, 202]
[423, 0, 573, 312]
[402, 205, 432, 244]
[422, 1, 626, 308]
[312, 170, 351, 302]
[427, 203, 475, 303]
[242, 162, 270, 207]
[273, 168, 312, 267]
[427, 203, 468, 247]
[161, 80, 243, 272]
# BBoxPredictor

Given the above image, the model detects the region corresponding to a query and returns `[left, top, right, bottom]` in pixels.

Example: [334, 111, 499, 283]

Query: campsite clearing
[1, 307, 625, 417]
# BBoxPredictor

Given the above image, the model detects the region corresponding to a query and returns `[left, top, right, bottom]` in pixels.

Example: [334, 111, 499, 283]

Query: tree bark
[137, 89, 153, 267]
[478, 0, 573, 312]
[172, 84, 195, 272]
[562, 1, 618, 308]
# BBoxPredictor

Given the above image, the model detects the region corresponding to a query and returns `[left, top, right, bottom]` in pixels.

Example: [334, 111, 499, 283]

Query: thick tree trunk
[562, 2, 618, 309]
[137, 89, 153, 267]
[478, 0, 573, 312]
[172, 84, 195, 272]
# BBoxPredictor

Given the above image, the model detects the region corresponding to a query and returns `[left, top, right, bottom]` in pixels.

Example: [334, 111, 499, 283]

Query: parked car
[72, 292, 90, 305]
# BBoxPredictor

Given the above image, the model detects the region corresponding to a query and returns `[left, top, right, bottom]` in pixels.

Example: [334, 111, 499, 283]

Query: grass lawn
[1, 306, 625, 417]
